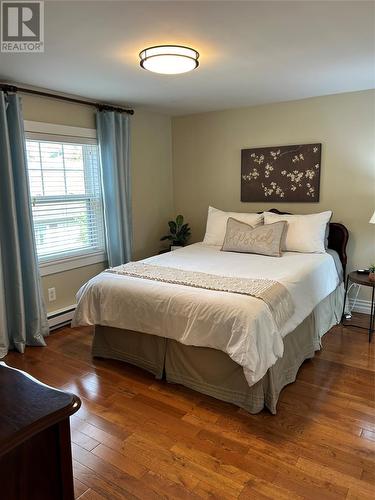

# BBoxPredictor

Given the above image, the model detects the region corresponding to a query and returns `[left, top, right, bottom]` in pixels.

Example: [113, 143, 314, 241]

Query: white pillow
[263, 211, 332, 253]
[203, 206, 263, 246]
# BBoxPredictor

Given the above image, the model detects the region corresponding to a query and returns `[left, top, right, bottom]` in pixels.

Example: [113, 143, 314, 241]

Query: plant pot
[369, 272, 375, 282]
[170, 243, 183, 251]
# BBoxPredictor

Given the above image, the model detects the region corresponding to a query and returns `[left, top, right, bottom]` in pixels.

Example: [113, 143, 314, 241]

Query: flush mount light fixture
[139, 45, 199, 74]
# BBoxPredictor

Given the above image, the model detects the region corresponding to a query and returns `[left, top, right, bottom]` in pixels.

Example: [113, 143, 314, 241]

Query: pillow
[203, 206, 263, 246]
[222, 218, 287, 257]
[263, 211, 332, 253]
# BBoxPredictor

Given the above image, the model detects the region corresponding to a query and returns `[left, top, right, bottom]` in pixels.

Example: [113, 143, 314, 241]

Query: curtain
[96, 110, 132, 267]
[0, 92, 49, 358]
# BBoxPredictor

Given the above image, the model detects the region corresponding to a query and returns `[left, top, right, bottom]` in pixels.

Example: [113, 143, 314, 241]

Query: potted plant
[161, 215, 191, 250]
[369, 264, 375, 282]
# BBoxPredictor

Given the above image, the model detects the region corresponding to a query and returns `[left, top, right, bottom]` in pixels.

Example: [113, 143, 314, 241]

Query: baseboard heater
[349, 298, 372, 316]
[48, 305, 76, 331]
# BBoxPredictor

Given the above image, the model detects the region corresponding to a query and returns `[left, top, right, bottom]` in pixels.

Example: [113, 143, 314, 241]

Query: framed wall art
[241, 143, 321, 202]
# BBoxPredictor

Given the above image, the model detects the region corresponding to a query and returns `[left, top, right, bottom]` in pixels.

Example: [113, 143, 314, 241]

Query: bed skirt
[92, 284, 344, 414]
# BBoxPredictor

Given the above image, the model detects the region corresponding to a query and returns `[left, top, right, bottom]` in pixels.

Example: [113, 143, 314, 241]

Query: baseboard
[349, 298, 372, 315]
[48, 305, 76, 330]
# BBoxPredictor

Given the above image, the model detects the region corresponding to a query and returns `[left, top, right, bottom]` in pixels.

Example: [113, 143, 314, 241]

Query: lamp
[370, 211, 375, 224]
[139, 45, 199, 74]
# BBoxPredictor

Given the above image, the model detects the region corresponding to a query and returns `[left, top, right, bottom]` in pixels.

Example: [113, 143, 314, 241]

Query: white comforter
[72, 243, 340, 385]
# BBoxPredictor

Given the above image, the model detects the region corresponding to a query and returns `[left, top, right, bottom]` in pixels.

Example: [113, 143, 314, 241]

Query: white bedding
[72, 243, 340, 386]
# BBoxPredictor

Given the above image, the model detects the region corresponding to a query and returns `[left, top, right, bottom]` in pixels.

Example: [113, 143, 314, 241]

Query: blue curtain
[0, 92, 49, 358]
[96, 110, 132, 267]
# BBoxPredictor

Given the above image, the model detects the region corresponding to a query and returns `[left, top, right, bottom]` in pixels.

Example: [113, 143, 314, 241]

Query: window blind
[25, 138, 105, 262]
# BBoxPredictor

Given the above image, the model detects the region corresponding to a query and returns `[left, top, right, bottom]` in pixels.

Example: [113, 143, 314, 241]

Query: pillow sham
[222, 218, 287, 257]
[263, 211, 332, 253]
[203, 206, 263, 246]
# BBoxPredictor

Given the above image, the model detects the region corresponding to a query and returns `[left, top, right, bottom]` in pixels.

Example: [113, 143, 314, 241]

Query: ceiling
[0, 0, 374, 115]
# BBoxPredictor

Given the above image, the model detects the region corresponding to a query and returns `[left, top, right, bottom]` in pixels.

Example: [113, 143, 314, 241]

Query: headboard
[264, 209, 349, 276]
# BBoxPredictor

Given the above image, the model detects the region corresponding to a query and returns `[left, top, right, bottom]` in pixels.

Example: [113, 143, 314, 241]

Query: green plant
[369, 264, 375, 273]
[160, 215, 191, 246]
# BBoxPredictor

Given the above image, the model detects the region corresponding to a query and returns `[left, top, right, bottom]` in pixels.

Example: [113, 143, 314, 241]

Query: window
[25, 126, 105, 270]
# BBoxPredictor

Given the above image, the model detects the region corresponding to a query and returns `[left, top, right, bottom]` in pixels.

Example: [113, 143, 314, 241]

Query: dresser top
[0, 362, 80, 456]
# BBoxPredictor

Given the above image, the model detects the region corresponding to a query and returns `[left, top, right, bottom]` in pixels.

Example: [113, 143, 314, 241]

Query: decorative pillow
[203, 206, 263, 246]
[263, 211, 332, 253]
[221, 218, 287, 257]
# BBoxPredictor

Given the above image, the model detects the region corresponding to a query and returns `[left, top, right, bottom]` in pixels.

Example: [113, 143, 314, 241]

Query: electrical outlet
[48, 287, 56, 302]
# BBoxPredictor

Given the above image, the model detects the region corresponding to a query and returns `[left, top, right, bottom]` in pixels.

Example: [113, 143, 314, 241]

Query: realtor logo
[1, 1, 44, 52]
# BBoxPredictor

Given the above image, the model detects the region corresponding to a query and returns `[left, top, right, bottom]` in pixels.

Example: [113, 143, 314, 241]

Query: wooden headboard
[264, 209, 349, 276]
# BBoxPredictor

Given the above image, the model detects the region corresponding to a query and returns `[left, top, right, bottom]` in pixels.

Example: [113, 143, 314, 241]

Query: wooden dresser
[0, 362, 81, 500]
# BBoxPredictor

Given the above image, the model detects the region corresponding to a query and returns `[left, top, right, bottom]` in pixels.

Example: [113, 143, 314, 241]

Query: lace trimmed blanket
[107, 262, 295, 329]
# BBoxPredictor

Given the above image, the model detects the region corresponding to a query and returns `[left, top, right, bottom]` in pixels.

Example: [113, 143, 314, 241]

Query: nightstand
[342, 271, 375, 342]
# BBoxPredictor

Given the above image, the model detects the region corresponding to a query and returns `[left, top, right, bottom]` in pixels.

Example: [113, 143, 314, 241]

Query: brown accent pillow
[221, 218, 287, 257]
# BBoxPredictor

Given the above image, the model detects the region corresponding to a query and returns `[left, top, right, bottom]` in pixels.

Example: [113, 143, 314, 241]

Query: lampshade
[370, 211, 375, 224]
[139, 45, 199, 74]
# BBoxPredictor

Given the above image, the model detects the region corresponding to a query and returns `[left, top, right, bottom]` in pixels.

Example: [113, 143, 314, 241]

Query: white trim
[24, 120, 96, 139]
[48, 305, 76, 330]
[40, 251, 106, 276]
[26, 132, 97, 144]
[349, 298, 372, 315]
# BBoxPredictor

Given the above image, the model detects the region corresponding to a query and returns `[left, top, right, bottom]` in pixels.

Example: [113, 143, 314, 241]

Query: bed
[72, 209, 348, 414]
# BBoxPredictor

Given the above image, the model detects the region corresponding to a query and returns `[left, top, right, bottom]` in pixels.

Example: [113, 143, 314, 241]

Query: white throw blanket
[107, 262, 295, 330]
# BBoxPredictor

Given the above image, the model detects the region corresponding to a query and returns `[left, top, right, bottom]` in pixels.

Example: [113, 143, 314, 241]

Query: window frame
[24, 121, 107, 276]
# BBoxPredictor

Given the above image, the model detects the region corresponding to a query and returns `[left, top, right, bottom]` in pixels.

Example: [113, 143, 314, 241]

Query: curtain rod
[0, 83, 134, 115]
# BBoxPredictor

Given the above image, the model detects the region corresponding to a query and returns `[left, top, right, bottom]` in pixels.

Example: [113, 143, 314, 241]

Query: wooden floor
[4, 315, 375, 499]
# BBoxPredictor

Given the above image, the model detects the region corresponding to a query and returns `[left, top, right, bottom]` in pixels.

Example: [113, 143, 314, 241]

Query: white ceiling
[0, 0, 374, 115]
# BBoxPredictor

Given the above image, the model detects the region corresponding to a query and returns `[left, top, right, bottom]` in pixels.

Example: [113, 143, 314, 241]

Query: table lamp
[356, 211, 375, 276]
[345, 211, 375, 318]
[370, 211, 375, 282]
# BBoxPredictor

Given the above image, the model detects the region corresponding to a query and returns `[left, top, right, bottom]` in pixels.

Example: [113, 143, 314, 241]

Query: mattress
[72, 243, 341, 385]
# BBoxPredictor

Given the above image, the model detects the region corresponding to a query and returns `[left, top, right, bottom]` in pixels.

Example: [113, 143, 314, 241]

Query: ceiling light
[139, 45, 199, 74]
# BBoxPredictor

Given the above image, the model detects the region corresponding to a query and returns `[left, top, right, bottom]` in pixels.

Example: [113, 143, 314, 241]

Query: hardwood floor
[4, 315, 375, 499]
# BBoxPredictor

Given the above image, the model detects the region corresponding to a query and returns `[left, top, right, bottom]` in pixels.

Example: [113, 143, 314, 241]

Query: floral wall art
[241, 143, 321, 202]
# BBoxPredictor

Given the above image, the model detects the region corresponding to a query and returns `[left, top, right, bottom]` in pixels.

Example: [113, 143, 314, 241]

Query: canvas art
[241, 143, 321, 202]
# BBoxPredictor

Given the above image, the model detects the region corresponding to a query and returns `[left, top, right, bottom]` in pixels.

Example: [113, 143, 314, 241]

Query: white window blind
[25, 137, 105, 262]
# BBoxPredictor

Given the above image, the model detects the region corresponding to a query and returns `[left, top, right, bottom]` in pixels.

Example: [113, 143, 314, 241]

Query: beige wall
[172, 90, 375, 299]
[131, 110, 174, 260]
[22, 95, 173, 312]
[41, 263, 105, 312]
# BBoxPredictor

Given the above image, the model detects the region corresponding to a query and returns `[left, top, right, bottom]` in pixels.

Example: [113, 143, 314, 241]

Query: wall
[131, 110, 174, 260]
[22, 95, 173, 312]
[172, 90, 375, 300]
